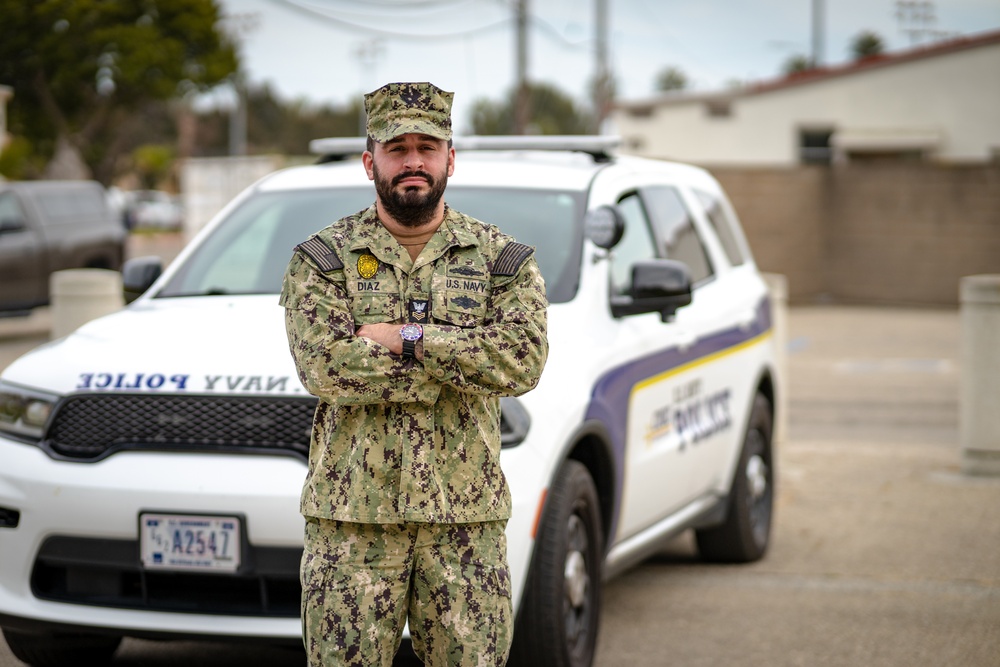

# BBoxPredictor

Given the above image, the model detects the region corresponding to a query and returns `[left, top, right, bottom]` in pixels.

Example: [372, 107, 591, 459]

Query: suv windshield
[158, 185, 584, 303]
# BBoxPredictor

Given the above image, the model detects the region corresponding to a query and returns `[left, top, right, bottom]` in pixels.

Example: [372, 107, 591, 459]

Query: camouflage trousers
[301, 517, 512, 667]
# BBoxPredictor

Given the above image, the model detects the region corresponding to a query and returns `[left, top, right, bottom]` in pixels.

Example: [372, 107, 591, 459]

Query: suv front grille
[32, 536, 301, 617]
[45, 394, 317, 461]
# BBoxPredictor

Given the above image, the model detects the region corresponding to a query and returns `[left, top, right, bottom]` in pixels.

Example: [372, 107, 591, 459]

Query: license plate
[139, 513, 242, 573]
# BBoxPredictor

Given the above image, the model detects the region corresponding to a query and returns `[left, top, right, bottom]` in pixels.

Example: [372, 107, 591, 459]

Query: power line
[299, 0, 471, 8]
[266, 0, 590, 49]
[264, 0, 511, 40]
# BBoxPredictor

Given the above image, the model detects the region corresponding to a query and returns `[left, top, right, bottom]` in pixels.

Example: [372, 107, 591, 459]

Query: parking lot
[1, 274, 998, 665]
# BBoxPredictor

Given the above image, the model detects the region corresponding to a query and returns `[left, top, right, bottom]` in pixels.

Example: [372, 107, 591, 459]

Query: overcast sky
[214, 0, 1000, 134]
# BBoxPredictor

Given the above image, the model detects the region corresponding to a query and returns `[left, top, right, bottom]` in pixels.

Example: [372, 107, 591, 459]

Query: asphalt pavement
[1, 295, 998, 666]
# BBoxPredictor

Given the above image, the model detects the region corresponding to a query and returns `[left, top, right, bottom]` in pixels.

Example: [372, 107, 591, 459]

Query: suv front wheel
[3, 628, 122, 667]
[509, 460, 604, 667]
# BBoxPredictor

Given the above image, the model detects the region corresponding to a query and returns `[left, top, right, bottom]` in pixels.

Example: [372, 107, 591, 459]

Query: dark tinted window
[610, 192, 658, 296]
[0, 193, 25, 227]
[694, 189, 745, 267]
[641, 186, 713, 283]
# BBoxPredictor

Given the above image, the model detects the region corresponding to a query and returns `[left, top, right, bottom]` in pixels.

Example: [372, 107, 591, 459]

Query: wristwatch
[399, 323, 423, 359]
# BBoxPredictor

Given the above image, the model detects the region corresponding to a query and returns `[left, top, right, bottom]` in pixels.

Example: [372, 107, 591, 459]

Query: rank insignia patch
[409, 299, 429, 323]
[357, 253, 380, 279]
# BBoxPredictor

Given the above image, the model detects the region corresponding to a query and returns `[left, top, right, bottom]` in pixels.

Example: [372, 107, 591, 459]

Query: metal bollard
[960, 275, 1000, 476]
[762, 273, 788, 446]
[49, 269, 125, 340]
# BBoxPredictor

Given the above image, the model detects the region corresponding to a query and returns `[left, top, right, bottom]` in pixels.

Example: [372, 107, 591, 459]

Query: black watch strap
[402, 338, 416, 359]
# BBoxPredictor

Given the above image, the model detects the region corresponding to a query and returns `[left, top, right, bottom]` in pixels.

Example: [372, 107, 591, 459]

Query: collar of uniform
[346, 205, 410, 269]
[347, 205, 480, 271]
[439, 207, 481, 250]
[409, 207, 482, 271]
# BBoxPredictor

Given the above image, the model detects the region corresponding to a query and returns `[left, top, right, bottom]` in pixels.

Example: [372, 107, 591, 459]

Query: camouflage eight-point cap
[364, 82, 454, 143]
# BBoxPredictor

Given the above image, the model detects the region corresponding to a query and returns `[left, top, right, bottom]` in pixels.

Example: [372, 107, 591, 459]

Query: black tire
[696, 392, 774, 563]
[509, 460, 603, 667]
[2, 628, 122, 667]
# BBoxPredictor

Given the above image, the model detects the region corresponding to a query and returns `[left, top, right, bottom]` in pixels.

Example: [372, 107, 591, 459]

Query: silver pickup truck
[0, 180, 126, 313]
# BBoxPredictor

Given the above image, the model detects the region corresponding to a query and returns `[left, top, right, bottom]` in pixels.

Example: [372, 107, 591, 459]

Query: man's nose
[402, 149, 423, 169]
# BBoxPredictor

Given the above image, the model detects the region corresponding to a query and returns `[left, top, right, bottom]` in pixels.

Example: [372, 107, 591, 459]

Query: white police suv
[0, 136, 778, 667]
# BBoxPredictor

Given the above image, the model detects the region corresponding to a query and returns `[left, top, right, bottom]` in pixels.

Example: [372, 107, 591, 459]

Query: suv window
[610, 192, 658, 296]
[694, 189, 745, 267]
[0, 193, 24, 228]
[159, 185, 586, 303]
[160, 189, 375, 297]
[642, 186, 713, 283]
[445, 187, 584, 304]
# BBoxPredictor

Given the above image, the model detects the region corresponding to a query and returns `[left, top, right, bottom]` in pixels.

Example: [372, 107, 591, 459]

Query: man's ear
[362, 151, 375, 181]
[447, 146, 456, 177]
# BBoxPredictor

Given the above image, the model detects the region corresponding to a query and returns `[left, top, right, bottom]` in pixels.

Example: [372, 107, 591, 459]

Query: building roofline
[614, 27, 1000, 112]
[747, 27, 1000, 95]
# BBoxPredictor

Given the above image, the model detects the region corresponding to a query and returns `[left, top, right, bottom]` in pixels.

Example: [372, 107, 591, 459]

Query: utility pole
[592, 0, 611, 133]
[228, 75, 247, 156]
[896, 0, 943, 45]
[513, 0, 530, 134]
[221, 12, 258, 156]
[811, 0, 825, 67]
[355, 39, 385, 136]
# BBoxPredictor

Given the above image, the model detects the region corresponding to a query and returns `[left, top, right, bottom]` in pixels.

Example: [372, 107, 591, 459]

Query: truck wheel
[696, 392, 774, 563]
[2, 628, 122, 666]
[509, 460, 603, 667]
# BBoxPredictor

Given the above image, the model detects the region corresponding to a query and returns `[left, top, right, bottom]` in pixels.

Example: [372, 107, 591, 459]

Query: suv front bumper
[0, 438, 306, 640]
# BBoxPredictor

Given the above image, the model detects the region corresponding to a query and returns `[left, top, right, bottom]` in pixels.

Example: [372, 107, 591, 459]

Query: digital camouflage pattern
[279, 204, 548, 524]
[364, 82, 454, 143]
[301, 517, 512, 667]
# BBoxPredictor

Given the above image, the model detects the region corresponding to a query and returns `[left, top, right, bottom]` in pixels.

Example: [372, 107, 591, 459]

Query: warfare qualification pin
[357, 253, 379, 279]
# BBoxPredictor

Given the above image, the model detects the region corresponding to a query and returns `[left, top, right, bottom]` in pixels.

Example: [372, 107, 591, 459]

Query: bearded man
[279, 82, 549, 667]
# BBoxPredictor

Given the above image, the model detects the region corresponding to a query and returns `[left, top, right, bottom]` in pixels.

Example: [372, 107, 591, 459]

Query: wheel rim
[563, 512, 592, 655]
[745, 430, 772, 547]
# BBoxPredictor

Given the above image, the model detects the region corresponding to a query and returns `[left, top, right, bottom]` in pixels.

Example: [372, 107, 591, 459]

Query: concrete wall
[179, 155, 285, 240]
[711, 164, 1000, 306]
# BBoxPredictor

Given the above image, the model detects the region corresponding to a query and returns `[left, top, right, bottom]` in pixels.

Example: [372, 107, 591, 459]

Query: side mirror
[0, 216, 26, 234]
[122, 256, 163, 304]
[584, 206, 625, 249]
[610, 259, 693, 322]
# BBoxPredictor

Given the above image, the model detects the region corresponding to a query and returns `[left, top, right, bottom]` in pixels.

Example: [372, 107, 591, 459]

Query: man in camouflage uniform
[279, 82, 548, 666]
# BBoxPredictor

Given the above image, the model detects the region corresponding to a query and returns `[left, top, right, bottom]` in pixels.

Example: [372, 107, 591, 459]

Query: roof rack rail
[309, 135, 621, 163]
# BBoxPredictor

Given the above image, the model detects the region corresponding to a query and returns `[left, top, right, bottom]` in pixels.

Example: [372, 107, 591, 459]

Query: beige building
[611, 29, 1000, 166]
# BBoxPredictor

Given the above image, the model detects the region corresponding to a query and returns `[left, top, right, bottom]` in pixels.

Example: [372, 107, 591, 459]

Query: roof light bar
[309, 135, 621, 159]
[309, 137, 367, 156]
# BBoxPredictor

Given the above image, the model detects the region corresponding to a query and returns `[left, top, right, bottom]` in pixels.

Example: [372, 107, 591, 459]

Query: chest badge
[357, 253, 380, 279]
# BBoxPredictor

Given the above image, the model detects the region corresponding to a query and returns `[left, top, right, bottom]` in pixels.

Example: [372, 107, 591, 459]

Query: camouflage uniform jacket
[280, 204, 548, 524]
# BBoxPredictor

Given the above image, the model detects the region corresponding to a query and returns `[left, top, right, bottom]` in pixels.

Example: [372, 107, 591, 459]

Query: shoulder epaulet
[492, 241, 534, 277]
[296, 236, 344, 273]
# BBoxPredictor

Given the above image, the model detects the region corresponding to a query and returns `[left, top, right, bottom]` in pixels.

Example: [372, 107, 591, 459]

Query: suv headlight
[0, 381, 58, 441]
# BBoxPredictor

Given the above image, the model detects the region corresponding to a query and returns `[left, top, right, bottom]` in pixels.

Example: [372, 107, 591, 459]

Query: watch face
[400, 323, 423, 342]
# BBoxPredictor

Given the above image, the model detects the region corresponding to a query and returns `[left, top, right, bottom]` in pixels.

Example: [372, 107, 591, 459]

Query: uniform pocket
[431, 273, 489, 327]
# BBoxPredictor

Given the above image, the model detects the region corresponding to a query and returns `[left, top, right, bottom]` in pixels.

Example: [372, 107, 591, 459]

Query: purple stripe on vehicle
[584, 297, 772, 541]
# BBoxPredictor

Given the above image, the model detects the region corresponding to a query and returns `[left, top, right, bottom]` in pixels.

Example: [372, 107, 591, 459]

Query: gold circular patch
[357, 253, 379, 279]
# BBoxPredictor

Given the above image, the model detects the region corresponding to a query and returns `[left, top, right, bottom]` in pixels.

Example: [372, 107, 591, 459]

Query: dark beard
[373, 162, 448, 228]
